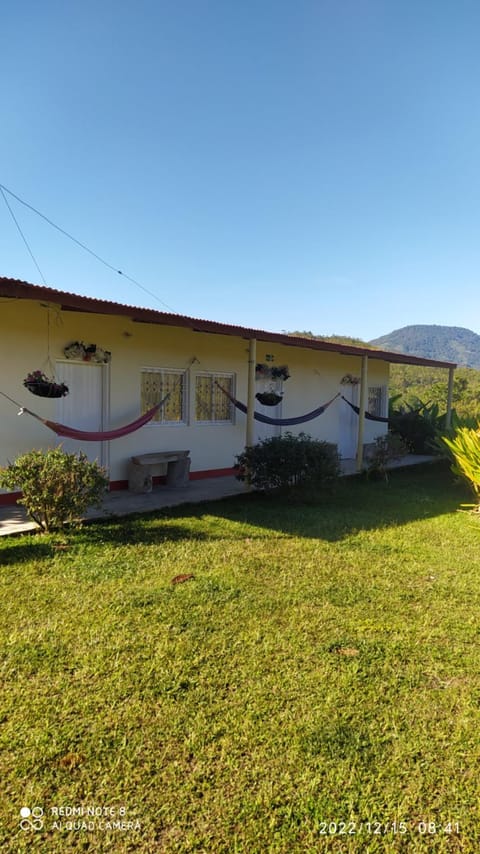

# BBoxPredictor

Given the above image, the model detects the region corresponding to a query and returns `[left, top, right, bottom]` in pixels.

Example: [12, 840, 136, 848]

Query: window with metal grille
[141, 369, 186, 424]
[368, 386, 385, 418]
[195, 373, 234, 423]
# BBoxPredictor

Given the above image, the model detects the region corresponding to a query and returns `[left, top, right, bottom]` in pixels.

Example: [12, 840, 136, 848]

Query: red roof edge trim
[0, 277, 457, 369]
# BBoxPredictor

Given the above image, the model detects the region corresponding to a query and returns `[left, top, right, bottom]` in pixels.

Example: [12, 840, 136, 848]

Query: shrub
[0, 448, 109, 531]
[389, 399, 447, 454]
[440, 426, 480, 507]
[366, 433, 409, 481]
[235, 432, 340, 493]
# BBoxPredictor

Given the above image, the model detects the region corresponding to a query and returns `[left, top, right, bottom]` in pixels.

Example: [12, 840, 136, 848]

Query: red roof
[0, 277, 456, 369]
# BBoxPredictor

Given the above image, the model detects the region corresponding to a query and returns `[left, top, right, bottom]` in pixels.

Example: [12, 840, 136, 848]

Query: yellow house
[0, 278, 456, 503]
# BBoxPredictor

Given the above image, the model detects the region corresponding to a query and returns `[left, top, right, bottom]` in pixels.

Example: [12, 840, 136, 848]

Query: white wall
[0, 298, 389, 491]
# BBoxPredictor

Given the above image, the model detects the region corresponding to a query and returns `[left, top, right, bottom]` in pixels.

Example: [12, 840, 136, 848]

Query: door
[55, 361, 108, 467]
[338, 383, 358, 460]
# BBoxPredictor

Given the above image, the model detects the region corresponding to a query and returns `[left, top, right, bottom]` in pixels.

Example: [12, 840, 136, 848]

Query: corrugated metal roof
[0, 276, 457, 369]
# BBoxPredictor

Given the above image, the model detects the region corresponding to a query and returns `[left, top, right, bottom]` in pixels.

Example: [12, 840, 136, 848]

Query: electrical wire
[1, 186, 48, 286]
[0, 182, 175, 311]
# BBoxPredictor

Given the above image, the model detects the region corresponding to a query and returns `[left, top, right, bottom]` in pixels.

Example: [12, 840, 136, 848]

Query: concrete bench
[128, 450, 191, 493]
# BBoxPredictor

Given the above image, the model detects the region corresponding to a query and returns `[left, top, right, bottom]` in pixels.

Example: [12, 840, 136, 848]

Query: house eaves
[0, 277, 457, 370]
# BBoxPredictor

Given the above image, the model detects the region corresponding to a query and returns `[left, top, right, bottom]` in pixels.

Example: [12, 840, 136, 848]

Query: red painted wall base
[0, 468, 237, 505]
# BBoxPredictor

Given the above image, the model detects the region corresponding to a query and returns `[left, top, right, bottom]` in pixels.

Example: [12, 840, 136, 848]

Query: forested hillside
[389, 364, 480, 420]
[370, 325, 480, 367]
[289, 330, 480, 420]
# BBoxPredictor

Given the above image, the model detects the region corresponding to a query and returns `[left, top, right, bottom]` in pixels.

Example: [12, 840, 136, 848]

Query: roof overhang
[0, 277, 457, 370]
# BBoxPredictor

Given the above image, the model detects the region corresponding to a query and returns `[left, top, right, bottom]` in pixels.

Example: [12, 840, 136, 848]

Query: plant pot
[25, 381, 69, 398]
[255, 364, 271, 380]
[270, 366, 290, 381]
[255, 392, 283, 407]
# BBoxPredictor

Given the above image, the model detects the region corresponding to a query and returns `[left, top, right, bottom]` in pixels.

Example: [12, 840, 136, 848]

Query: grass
[1, 462, 480, 852]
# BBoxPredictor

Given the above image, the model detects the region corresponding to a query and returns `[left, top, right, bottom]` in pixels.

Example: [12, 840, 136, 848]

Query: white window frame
[141, 367, 188, 426]
[194, 372, 235, 425]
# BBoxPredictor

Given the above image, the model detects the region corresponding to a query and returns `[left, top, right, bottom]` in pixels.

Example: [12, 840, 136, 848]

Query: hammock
[341, 395, 389, 424]
[41, 399, 168, 440]
[3, 392, 171, 441]
[216, 384, 339, 426]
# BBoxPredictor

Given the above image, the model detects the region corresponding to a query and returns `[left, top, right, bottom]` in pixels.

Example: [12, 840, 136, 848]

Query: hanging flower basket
[255, 391, 283, 406]
[24, 371, 69, 398]
[255, 363, 290, 381]
[270, 365, 290, 381]
[255, 363, 271, 379]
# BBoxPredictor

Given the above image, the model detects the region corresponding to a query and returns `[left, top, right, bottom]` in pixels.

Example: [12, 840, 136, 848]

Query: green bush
[389, 399, 447, 454]
[440, 426, 480, 507]
[235, 432, 340, 493]
[0, 448, 109, 531]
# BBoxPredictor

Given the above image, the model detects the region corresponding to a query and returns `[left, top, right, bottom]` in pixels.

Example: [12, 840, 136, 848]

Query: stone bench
[128, 450, 191, 493]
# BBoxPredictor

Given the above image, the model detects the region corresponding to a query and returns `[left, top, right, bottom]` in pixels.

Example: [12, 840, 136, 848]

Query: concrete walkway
[0, 476, 249, 537]
[0, 455, 436, 537]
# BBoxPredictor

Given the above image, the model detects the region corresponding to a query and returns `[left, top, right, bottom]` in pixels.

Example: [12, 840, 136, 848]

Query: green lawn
[1, 463, 480, 852]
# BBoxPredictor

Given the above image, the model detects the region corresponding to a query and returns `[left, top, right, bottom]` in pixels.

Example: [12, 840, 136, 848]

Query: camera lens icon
[20, 806, 44, 831]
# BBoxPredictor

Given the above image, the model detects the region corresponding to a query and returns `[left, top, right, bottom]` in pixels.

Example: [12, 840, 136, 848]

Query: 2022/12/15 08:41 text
[317, 820, 460, 835]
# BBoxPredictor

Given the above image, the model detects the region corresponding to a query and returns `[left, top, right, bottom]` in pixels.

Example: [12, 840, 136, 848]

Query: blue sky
[2, 0, 480, 340]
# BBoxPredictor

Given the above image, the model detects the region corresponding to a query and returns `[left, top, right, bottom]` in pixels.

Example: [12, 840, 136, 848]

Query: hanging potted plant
[255, 391, 283, 406]
[270, 365, 290, 381]
[23, 370, 69, 398]
[255, 363, 272, 380]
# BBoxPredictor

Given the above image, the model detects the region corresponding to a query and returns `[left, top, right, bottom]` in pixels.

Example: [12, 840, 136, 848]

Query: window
[368, 386, 385, 418]
[141, 369, 186, 424]
[195, 373, 234, 423]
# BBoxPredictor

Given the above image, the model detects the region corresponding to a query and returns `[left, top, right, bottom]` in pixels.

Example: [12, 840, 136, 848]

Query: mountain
[369, 325, 480, 368]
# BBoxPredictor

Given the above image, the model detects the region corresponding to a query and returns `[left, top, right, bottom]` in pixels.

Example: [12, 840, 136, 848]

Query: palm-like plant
[441, 426, 480, 506]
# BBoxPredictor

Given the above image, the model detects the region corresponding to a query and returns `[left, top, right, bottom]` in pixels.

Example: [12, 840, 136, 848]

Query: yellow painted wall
[0, 299, 389, 492]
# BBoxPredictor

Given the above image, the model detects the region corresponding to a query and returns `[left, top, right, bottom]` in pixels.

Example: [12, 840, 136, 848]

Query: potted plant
[256, 363, 290, 381]
[64, 341, 111, 363]
[23, 370, 69, 398]
[341, 373, 360, 385]
[255, 391, 283, 406]
[270, 365, 290, 381]
[255, 363, 271, 379]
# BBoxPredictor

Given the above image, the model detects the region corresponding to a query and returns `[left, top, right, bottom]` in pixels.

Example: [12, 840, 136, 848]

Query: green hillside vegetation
[289, 331, 379, 348]
[288, 330, 480, 422]
[370, 324, 480, 368]
[389, 364, 480, 421]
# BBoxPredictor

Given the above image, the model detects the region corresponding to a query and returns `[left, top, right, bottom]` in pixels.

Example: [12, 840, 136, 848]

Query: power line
[0, 186, 48, 286]
[0, 182, 175, 311]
